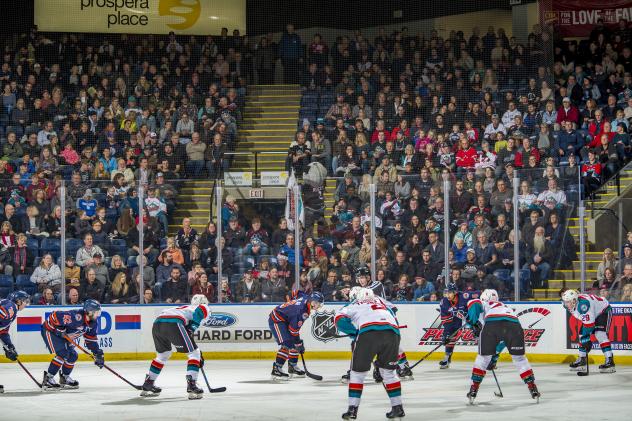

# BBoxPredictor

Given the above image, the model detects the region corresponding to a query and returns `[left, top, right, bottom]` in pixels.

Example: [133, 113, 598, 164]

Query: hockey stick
[577, 343, 591, 377]
[63, 335, 142, 390]
[491, 369, 503, 398]
[199, 354, 227, 393]
[16, 359, 42, 388]
[300, 354, 323, 381]
[410, 326, 465, 371]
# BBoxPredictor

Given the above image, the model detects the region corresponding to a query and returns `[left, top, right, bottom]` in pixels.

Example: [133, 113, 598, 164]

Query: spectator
[109, 272, 136, 304]
[131, 254, 156, 291]
[391, 274, 412, 301]
[235, 270, 261, 303]
[191, 272, 215, 303]
[523, 226, 554, 290]
[38, 287, 57, 305]
[185, 132, 206, 177]
[162, 267, 187, 304]
[10, 233, 33, 275]
[412, 274, 436, 301]
[30, 253, 62, 294]
[279, 24, 302, 84]
[79, 268, 104, 302]
[67, 287, 81, 305]
[76, 233, 105, 268]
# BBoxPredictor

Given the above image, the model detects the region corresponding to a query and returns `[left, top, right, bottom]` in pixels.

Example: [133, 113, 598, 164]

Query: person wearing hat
[556, 96, 579, 128]
[325, 92, 348, 122]
[235, 269, 262, 303]
[412, 274, 435, 301]
[483, 113, 507, 140]
[85, 252, 109, 290]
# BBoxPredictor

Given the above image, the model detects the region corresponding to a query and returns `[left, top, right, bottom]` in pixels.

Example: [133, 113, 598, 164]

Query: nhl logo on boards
[311, 310, 338, 342]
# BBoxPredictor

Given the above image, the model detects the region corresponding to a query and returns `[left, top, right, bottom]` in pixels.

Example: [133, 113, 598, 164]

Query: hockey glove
[3, 344, 18, 361]
[456, 310, 467, 320]
[93, 349, 105, 369]
[471, 322, 482, 338]
[294, 341, 305, 355]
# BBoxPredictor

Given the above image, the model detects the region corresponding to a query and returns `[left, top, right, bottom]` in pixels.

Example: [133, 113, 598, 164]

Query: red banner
[566, 305, 632, 351]
[540, 0, 632, 38]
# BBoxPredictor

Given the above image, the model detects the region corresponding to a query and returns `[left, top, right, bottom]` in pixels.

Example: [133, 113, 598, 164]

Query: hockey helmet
[83, 299, 102, 319]
[444, 283, 458, 294]
[8, 290, 30, 307]
[308, 291, 325, 310]
[191, 294, 210, 306]
[356, 288, 375, 301]
[561, 289, 579, 311]
[480, 289, 499, 302]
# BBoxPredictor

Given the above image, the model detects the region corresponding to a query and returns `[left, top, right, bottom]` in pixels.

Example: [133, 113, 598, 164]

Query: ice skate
[0, 385, 4, 393]
[439, 354, 451, 370]
[140, 375, 162, 397]
[569, 356, 587, 372]
[386, 404, 405, 419]
[467, 384, 479, 404]
[341, 405, 358, 419]
[59, 374, 79, 389]
[186, 375, 203, 400]
[288, 364, 305, 378]
[271, 363, 289, 381]
[599, 357, 616, 373]
[397, 363, 414, 380]
[373, 362, 383, 383]
[42, 372, 61, 391]
[528, 383, 540, 403]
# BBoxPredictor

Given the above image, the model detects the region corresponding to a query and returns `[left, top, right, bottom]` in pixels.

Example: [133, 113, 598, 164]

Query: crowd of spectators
[0, 29, 250, 304]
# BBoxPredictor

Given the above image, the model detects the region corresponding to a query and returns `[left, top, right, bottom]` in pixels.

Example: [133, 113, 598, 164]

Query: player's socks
[42, 371, 61, 391]
[275, 346, 289, 366]
[186, 358, 201, 380]
[59, 374, 79, 389]
[288, 363, 305, 377]
[519, 368, 535, 385]
[599, 341, 613, 359]
[47, 356, 64, 377]
[386, 404, 405, 419]
[186, 375, 203, 400]
[148, 359, 164, 381]
[288, 349, 299, 367]
[384, 380, 402, 407]
[341, 405, 358, 419]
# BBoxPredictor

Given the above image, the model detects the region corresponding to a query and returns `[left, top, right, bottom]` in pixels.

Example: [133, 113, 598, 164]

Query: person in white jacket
[75, 233, 106, 268]
[30, 254, 62, 294]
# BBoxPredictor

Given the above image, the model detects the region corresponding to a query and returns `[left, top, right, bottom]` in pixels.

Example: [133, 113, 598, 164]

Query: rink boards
[3, 302, 632, 364]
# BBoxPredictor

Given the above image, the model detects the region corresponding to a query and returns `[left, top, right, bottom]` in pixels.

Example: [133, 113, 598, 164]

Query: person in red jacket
[587, 121, 615, 149]
[455, 138, 477, 176]
[514, 137, 541, 168]
[556, 97, 580, 129]
[581, 149, 603, 197]
[587, 110, 607, 138]
[390, 120, 411, 141]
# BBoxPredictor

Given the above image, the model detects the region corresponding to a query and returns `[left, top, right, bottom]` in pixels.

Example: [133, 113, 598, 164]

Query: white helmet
[356, 288, 375, 301]
[480, 289, 499, 302]
[561, 289, 579, 311]
[191, 294, 209, 306]
[349, 286, 363, 301]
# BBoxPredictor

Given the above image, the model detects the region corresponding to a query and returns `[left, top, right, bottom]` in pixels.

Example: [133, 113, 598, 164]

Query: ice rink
[0, 359, 630, 420]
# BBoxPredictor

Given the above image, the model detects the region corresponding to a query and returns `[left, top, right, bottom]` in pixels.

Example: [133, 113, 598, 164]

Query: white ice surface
[0, 360, 630, 420]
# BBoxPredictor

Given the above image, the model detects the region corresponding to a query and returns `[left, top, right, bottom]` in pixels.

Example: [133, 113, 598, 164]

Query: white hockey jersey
[335, 297, 400, 336]
[155, 304, 212, 331]
[467, 299, 519, 325]
[568, 294, 610, 328]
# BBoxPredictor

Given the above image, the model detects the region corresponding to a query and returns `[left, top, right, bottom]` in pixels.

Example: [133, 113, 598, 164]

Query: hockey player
[141, 294, 212, 399]
[336, 288, 405, 419]
[341, 286, 363, 383]
[356, 266, 386, 298]
[437, 283, 469, 369]
[466, 289, 540, 404]
[0, 291, 30, 393]
[40, 299, 104, 390]
[269, 291, 325, 380]
[562, 289, 615, 373]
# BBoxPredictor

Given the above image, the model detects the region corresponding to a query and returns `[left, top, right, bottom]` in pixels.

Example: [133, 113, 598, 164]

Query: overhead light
[210, 16, 219, 20]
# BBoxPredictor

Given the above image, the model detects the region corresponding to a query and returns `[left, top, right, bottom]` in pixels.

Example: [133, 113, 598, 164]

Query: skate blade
[569, 366, 586, 372]
[42, 387, 61, 392]
[439, 365, 449, 370]
[187, 392, 203, 400]
[289, 373, 305, 378]
[599, 367, 616, 373]
[271, 375, 290, 381]
[140, 390, 160, 397]
[60, 385, 79, 390]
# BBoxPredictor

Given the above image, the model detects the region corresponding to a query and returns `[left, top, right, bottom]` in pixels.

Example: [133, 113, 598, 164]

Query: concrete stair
[232, 84, 300, 173]
[168, 180, 214, 236]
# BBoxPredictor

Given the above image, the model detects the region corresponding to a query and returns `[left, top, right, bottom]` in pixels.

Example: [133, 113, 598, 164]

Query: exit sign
[249, 189, 264, 199]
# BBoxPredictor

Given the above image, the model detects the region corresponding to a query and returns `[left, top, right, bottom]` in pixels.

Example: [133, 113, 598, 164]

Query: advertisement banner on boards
[566, 304, 632, 351]
[540, 0, 632, 38]
[34, 0, 246, 35]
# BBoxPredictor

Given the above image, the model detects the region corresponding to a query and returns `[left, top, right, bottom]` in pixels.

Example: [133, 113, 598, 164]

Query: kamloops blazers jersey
[0, 299, 17, 346]
[335, 297, 400, 336]
[155, 304, 212, 331]
[568, 294, 610, 328]
[467, 299, 519, 326]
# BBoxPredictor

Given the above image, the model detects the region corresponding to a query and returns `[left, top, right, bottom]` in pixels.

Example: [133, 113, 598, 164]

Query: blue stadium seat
[27, 237, 40, 256]
[15, 275, 36, 297]
[65, 238, 84, 257]
[127, 255, 139, 268]
[0, 275, 14, 298]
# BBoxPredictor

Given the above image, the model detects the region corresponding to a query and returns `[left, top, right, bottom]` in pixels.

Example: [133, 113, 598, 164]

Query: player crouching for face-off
[561, 289, 615, 373]
[466, 289, 540, 404]
[40, 299, 104, 390]
[0, 291, 30, 393]
[335, 288, 405, 420]
[268, 292, 325, 380]
[142, 294, 212, 399]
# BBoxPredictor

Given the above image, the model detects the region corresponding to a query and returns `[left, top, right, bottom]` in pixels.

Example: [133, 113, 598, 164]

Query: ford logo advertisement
[203, 313, 238, 328]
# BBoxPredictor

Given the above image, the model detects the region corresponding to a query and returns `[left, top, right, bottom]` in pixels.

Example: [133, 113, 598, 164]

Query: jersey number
[370, 302, 387, 311]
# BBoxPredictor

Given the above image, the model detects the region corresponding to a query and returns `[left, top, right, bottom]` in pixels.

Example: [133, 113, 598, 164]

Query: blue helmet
[444, 283, 458, 294]
[8, 290, 30, 304]
[309, 291, 325, 304]
[83, 299, 101, 313]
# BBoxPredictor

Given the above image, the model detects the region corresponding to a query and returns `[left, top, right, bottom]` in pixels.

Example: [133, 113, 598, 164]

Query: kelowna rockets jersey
[567, 294, 610, 328]
[335, 296, 400, 336]
[155, 304, 212, 331]
[467, 299, 519, 326]
[439, 293, 470, 326]
[43, 309, 101, 353]
[0, 299, 18, 347]
[269, 296, 312, 339]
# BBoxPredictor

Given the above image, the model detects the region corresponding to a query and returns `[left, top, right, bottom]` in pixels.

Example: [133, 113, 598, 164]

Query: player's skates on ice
[140, 375, 162, 397]
[341, 405, 358, 419]
[397, 363, 414, 380]
[59, 374, 79, 389]
[0, 385, 4, 393]
[288, 364, 305, 378]
[599, 357, 616, 373]
[271, 363, 289, 381]
[186, 375, 203, 400]
[438, 354, 451, 369]
[42, 372, 61, 391]
[528, 383, 540, 402]
[373, 361, 383, 383]
[467, 384, 479, 404]
[569, 356, 587, 372]
[386, 404, 405, 419]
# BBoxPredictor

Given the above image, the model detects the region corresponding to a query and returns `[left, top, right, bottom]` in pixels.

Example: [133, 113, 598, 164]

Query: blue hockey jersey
[439, 292, 473, 326]
[43, 309, 101, 353]
[269, 297, 312, 339]
[0, 299, 18, 347]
